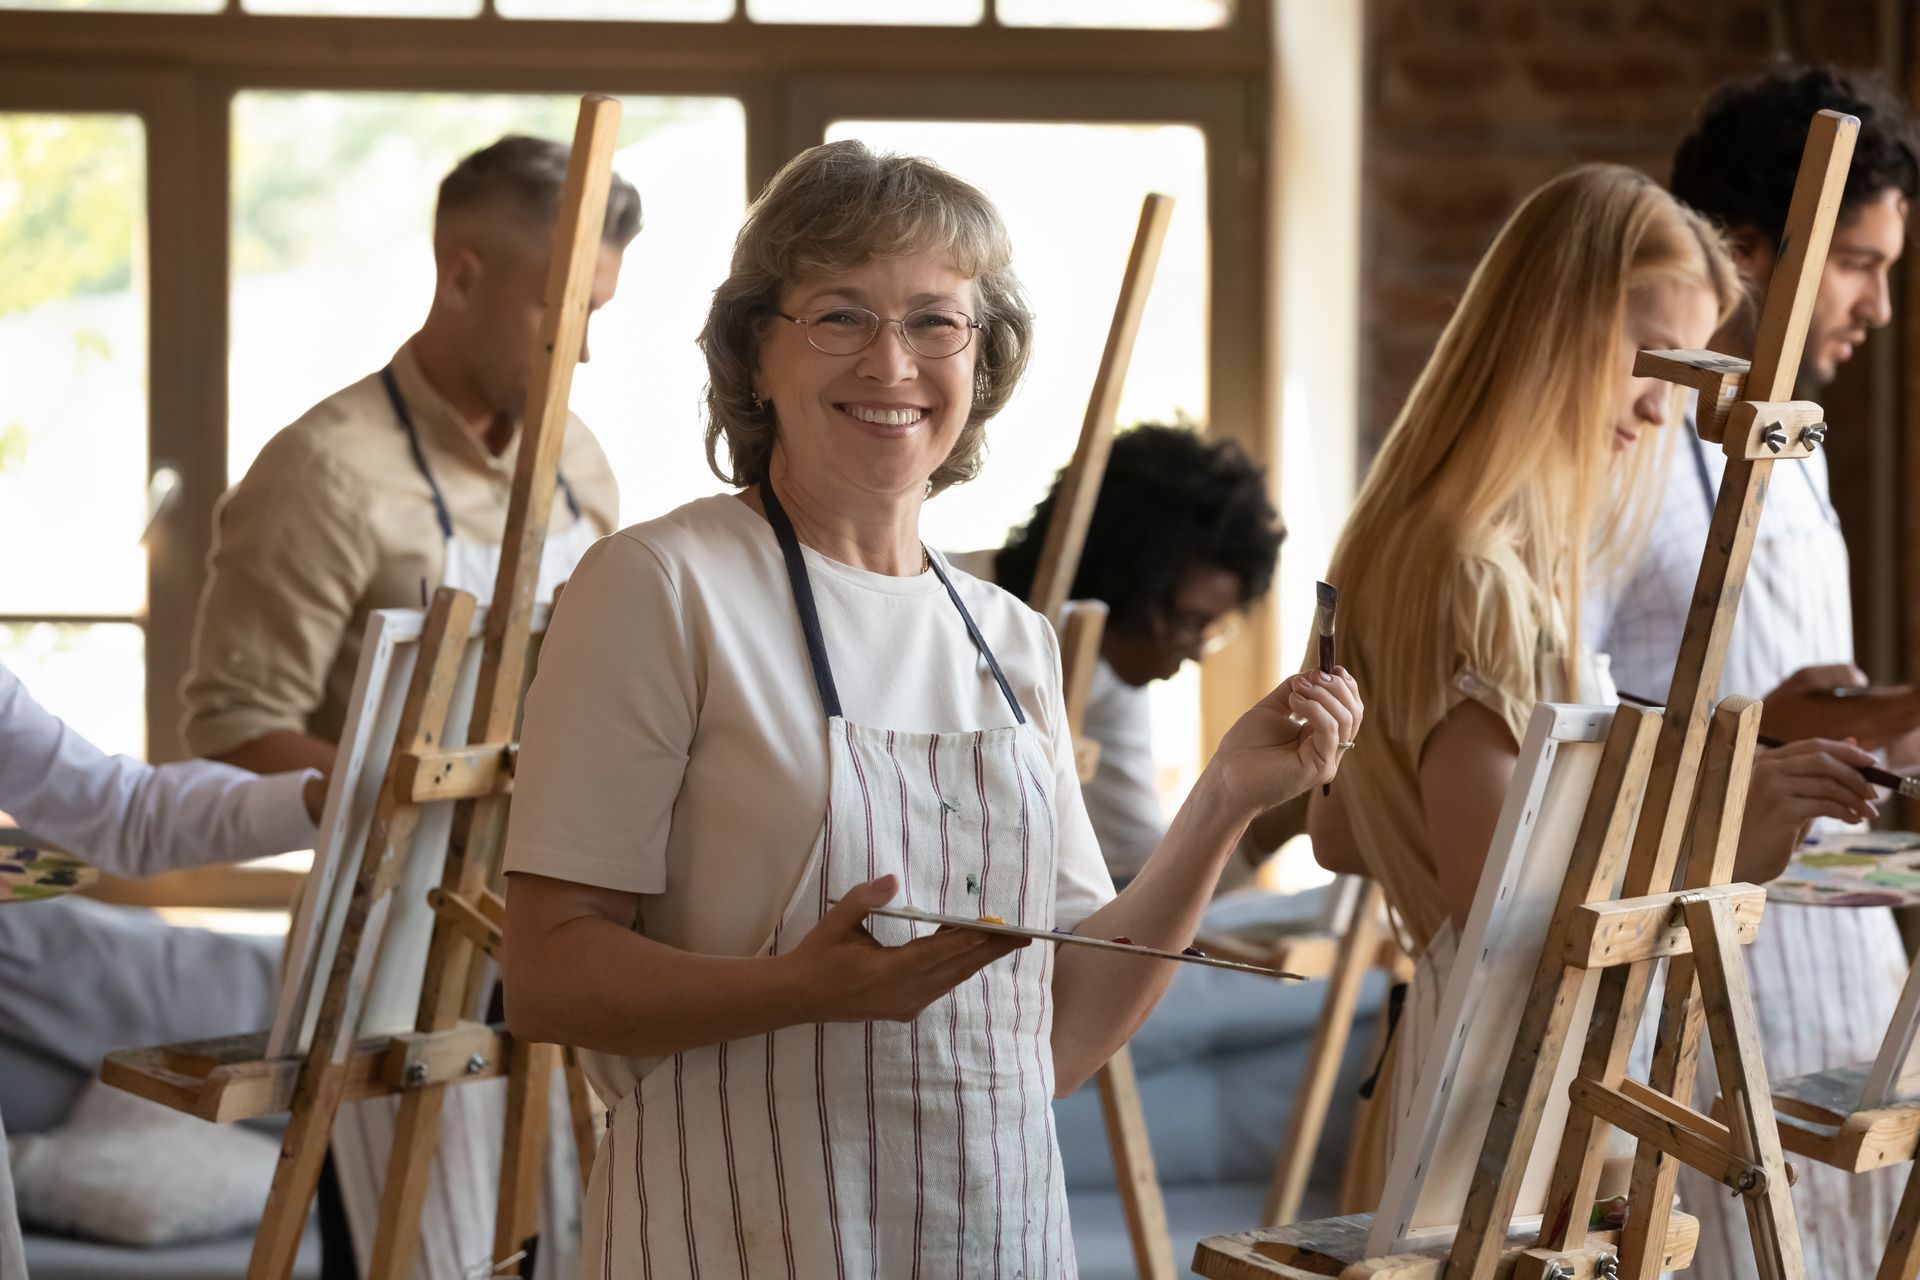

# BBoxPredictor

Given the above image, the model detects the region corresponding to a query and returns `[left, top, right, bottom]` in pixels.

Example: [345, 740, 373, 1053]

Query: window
[229, 91, 748, 524]
[0, 111, 149, 757]
[824, 118, 1211, 809]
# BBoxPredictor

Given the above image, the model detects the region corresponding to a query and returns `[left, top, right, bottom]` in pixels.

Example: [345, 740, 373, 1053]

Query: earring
[751, 393, 768, 413]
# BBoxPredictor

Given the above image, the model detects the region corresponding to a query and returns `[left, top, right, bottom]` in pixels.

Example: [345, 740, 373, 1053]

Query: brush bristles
[1316, 580, 1338, 607]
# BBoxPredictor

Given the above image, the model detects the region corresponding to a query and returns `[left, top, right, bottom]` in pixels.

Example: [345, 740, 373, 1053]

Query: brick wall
[1362, 0, 1848, 455]
[1357, 0, 1912, 677]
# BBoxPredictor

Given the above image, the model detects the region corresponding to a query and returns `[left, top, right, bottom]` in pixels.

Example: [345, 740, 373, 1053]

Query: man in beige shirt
[182, 134, 638, 775]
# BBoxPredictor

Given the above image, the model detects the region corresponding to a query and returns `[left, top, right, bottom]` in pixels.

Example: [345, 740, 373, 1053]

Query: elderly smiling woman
[500, 140, 1362, 1277]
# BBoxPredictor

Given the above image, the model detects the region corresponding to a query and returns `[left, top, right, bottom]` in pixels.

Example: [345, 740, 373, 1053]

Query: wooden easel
[1741, 895, 1920, 1276]
[1259, 877, 1410, 1226]
[1023, 190, 1178, 1280]
[101, 94, 623, 1279]
[1193, 108, 1860, 1280]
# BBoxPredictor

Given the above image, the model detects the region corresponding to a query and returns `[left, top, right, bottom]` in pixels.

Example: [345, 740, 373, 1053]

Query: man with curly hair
[1587, 63, 1920, 1278]
[990, 423, 1287, 882]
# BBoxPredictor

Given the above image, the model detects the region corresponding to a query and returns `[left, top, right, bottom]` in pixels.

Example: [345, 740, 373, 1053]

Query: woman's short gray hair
[699, 139, 1033, 494]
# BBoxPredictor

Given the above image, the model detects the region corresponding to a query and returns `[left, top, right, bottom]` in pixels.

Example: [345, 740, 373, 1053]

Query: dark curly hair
[994, 424, 1283, 635]
[1671, 62, 1920, 244]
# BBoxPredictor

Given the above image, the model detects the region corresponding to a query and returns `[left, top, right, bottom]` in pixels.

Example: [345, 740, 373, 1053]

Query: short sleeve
[179, 433, 377, 758]
[1437, 554, 1539, 751]
[1034, 620, 1116, 928]
[503, 533, 697, 894]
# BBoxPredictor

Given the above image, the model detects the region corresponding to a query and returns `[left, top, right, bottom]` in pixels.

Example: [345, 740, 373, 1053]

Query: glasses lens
[902, 309, 974, 359]
[804, 307, 879, 355]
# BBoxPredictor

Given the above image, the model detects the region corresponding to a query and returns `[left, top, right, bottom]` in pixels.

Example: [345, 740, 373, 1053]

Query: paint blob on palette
[1769, 830, 1920, 909]
[0, 832, 96, 904]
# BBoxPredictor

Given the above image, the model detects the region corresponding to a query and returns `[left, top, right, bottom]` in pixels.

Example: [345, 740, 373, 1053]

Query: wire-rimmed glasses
[775, 305, 983, 359]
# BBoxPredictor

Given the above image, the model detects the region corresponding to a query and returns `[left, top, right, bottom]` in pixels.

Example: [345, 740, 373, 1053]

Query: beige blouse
[1330, 548, 1608, 954]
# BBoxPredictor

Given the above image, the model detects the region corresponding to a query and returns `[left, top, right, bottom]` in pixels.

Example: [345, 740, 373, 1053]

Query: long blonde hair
[1329, 164, 1739, 737]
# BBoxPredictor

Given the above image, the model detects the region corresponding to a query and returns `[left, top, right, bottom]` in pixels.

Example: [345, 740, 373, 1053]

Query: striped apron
[582, 480, 1073, 1279]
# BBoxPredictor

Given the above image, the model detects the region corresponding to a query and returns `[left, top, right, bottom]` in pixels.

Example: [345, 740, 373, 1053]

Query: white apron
[582, 479, 1073, 1279]
[331, 366, 601, 1280]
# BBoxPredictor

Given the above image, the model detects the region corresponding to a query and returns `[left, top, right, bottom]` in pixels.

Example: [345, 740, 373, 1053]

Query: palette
[851, 901, 1302, 979]
[1769, 830, 1920, 909]
[0, 831, 96, 904]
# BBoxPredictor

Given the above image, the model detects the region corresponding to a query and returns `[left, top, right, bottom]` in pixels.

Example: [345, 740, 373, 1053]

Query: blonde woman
[1307, 164, 1881, 1154]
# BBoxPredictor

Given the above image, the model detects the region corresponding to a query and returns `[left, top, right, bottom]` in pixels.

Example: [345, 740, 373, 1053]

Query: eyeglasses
[1162, 610, 1242, 659]
[775, 306, 983, 359]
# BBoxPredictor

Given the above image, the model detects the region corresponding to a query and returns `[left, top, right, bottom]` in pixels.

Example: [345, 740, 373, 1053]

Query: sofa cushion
[11, 1079, 282, 1247]
[0, 897, 281, 1134]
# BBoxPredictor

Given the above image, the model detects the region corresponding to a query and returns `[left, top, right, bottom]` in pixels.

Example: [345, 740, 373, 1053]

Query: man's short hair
[436, 134, 642, 249]
[1672, 62, 1920, 245]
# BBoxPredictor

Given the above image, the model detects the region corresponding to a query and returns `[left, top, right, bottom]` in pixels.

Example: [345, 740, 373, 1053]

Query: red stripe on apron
[972, 732, 1006, 1277]
[635, 1087, 654, 1280]
[816, 805, 848, 1280]
[673, 1054, 701, 1279]
[931, 733, 969, 1278]
[844, 721, 881, 1277]
[887, 729, 929, 1277]
[717, 1041, 748, 1277]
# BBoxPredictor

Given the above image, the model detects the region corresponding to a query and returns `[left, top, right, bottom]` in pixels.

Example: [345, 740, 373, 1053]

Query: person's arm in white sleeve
[0, 662, 320, 878]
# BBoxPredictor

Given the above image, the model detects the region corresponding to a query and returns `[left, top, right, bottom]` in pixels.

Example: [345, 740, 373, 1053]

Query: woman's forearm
[1048, 768, 1249, 1093]
[504, 909, 808, 1058]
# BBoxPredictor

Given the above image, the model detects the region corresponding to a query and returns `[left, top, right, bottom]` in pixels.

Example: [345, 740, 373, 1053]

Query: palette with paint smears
[1769, 829, 1920, 909]
[0, 831, 96, 905]
[851, 902, 1302, 979]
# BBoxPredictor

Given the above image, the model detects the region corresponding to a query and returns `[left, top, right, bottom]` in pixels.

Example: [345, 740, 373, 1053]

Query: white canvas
[267, 604, 548, 1058]
[1368, 701, 1617, 1256]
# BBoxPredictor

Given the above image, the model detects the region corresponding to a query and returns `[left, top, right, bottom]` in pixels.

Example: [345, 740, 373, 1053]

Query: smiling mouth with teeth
[843, 405, 927, 427]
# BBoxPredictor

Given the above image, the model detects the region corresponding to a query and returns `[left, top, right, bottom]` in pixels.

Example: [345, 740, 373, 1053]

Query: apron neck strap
[382, 364, 584, 539]
[927, 554, 1027, 726]
[760, 479, 844, 720]
[382, 366, 455, 541]
[758, 479, 1026, 726]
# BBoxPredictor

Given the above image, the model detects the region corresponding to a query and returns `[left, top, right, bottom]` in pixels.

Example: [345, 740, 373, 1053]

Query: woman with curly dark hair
[989, 423, 1286, 880]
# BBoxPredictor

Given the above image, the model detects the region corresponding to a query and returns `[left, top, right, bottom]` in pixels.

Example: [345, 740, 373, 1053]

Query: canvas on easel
[269, 603, 549, 1059]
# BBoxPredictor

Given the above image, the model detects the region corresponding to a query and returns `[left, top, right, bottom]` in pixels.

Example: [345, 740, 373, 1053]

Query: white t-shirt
[1077, 656, 1166, 879]
[504, 493, 1114, 969]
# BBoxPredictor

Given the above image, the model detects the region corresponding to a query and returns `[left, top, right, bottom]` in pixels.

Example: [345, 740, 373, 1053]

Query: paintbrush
[1616, 690, 1920, 800]
[1315, 581, 1338, 796]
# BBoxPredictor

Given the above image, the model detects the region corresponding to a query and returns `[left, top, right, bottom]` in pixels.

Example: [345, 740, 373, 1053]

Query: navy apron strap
[1686, 429, 1716, 516]
[926, 555, 1027, 726]
[759, 480, 844, 720]
[380, 367, 455, 541]
[556, 471, 583, 521]
[759, 480, 1028, 726]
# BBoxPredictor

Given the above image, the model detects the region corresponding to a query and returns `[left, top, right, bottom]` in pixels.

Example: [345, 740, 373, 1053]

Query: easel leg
[1877, 1155, 1920, 1280]
[1613, 953, 1709, 1279]
[562, 1044, 599, 1192]
[1684, 893, 1806, 1280]
[1096, 1045, 1176, 1280]
[1264, 881, 1382, 1225]
[497, 1039, 558, 1267]
[250, 1069, 354, 1280]
[367, 1086, 449, 1278]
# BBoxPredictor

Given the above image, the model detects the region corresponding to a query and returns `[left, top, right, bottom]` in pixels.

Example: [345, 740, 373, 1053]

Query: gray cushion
[1056, 964, 1387, 1189]
[0, 898, 281, 1134]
